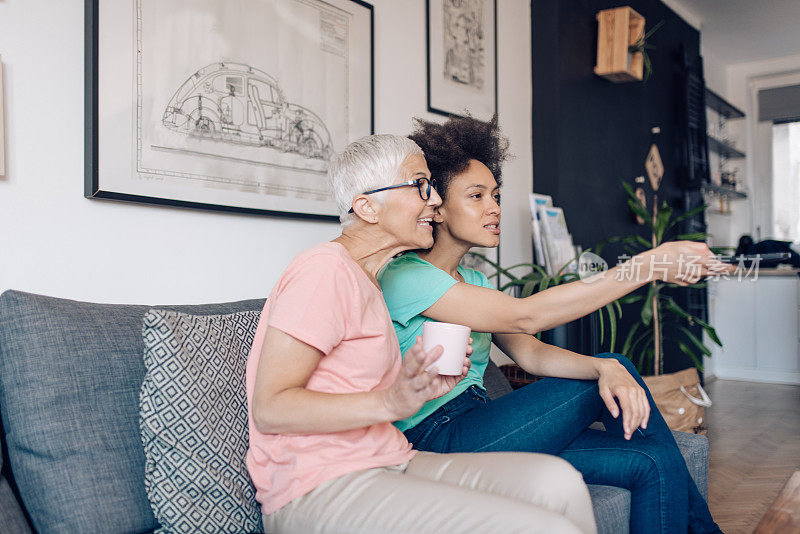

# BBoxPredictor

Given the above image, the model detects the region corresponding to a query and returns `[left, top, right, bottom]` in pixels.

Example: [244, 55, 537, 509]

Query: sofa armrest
[0, 477, 32, 533]
[672, 430, 709, 501]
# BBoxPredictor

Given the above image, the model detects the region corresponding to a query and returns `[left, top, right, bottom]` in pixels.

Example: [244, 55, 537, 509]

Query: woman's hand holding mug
[382, 335, 472, 421]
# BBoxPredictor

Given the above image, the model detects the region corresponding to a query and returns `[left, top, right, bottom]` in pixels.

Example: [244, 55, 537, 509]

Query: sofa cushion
[588, 485, 630, 534]
[0, 290, 264, 534]
[140, 309, 263, 534]
[0, 476, 32, 534]
[483, 359, 514, 399]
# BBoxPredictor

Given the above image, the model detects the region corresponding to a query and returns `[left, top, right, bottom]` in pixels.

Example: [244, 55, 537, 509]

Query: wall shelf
[702, 182, 747, 199]
[704, 88, 746, 197]
[707, 136, 746, 158]
[705, 88, 745, 119]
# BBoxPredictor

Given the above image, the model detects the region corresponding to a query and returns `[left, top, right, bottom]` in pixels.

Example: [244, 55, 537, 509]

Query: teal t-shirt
[378, 252, 493, 432]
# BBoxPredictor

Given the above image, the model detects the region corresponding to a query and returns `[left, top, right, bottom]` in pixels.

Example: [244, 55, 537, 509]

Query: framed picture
[85, 0, 373, 219]
[426, 0, 496, 120]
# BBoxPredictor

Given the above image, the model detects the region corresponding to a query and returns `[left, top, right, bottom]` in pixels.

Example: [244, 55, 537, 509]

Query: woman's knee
[625, 442, 688, 488]
[518, 454, 589, 499]
[513, 455, 597, 534]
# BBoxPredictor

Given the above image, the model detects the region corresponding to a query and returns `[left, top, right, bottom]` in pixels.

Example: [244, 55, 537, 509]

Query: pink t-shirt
[245, 242, 416, 515]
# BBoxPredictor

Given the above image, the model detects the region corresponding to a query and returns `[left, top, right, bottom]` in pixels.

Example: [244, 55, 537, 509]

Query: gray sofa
[0, 290, 708, 534]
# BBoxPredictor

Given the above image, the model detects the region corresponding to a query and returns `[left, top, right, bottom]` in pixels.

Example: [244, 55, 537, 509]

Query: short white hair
[328, 134, 424, 226]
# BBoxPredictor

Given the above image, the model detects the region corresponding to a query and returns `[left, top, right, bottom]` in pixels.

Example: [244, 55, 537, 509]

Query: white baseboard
[710, 366, 800, 385]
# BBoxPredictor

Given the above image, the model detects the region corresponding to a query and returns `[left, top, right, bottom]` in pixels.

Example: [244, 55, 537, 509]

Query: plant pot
[642, 368, 709, 435]
[594, 6, 645, 83]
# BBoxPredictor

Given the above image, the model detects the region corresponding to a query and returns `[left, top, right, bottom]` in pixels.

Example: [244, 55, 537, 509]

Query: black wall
[532, 0, 705, 373]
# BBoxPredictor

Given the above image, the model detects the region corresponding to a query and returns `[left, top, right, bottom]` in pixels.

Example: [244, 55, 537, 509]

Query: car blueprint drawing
[163, 62, 333, 161]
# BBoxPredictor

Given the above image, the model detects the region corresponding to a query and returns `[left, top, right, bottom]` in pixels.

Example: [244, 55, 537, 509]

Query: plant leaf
[538, 276, 550, 294]
[621, 322, 641, 356]
[634, 235, 653, 249]
[621, 181, 637, 199]
[655, 202, 672, 243]
[468, 252, 518, 281]
[606, 303, 617, 352]
[675, 232, 709, 241]
[640, 283, 659, 326]
[637, 345, 654, 375]
[693, 317, 723, 347]
[619, 294, 645, 305]
[661, 297, 724, 347]
[643, 19, 665, 41]
[661, 296, 694, 323]
[613, 299, 623, 318]
[678, 326, 712, 356]
[627, 199, 654, 229]
[598, 305, 605, 345]
[521, 279, 538, 298]
[629, 330, 653, 360]
[666, 204, 707, 232]
[643, 52, 652, 82]
[678, 341, 705, 372]
[665, 281, 707, 290]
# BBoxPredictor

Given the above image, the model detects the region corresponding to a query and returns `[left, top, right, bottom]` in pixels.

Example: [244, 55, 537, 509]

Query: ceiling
[667, 0, 800, 65]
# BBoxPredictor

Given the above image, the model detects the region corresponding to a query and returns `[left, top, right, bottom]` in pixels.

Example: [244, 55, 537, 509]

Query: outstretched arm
[424, 241, 729, 335]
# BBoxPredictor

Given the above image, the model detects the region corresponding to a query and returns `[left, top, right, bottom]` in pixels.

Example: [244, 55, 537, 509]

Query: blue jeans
[403, 353, 721, 534]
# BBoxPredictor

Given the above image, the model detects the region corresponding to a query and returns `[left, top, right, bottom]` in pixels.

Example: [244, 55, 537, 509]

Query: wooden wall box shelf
[594, 7, 645, 83]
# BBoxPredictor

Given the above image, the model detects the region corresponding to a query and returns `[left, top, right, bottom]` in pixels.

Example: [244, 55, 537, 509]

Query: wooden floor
[705, 379, 800, 533]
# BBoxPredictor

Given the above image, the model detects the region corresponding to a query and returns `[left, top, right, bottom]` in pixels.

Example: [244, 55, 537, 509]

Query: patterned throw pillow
[139, 309, 264, 534]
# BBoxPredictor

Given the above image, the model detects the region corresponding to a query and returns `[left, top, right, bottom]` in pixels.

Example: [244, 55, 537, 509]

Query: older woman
[245, 135, 597, 534]
[377, 115, 726, 534]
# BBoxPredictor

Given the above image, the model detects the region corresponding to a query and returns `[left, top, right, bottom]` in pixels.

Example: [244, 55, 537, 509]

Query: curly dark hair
[408, 114, 511, 201]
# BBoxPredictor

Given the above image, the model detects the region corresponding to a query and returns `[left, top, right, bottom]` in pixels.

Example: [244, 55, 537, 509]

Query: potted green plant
[596, 182, 723, 375]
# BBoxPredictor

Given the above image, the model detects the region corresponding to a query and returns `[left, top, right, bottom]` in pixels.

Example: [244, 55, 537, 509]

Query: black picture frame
[85, 0, 374, 220]
[426, 0, 497, 120]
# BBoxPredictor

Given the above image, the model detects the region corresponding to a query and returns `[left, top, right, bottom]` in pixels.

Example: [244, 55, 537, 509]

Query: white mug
[422, 321, 471, 375]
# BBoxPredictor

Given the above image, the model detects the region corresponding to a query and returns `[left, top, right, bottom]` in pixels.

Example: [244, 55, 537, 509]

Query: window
[772, 121, 800, 241]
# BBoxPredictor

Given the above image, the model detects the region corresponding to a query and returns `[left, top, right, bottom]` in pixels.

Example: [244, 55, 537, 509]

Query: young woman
[378, 116, 726, 534]
[246, 134, 597, 534]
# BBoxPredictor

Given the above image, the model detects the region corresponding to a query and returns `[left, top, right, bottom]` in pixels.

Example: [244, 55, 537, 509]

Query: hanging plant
[629, 20, 664, 82]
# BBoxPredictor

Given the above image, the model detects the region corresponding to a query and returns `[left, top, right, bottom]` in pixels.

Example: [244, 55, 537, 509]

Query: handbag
[642, 367, 711, 435]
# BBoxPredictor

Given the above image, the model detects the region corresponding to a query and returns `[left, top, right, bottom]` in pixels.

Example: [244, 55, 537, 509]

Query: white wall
[702, 48, 727, 93]
[0, 0, 532, 305]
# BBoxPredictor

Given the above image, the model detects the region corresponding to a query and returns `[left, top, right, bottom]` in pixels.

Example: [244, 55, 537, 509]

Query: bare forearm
[518, 342, 604, 380]
[253, 387, 393, 435]
[521, 252, 654, 332]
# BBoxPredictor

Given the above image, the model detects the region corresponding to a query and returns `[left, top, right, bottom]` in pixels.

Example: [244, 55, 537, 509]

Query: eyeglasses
[348, 177, 433, 213]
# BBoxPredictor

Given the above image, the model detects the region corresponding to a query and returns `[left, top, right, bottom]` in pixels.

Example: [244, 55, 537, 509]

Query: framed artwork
[426, 0, 496, 120]
[85, 0, 373, 219]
